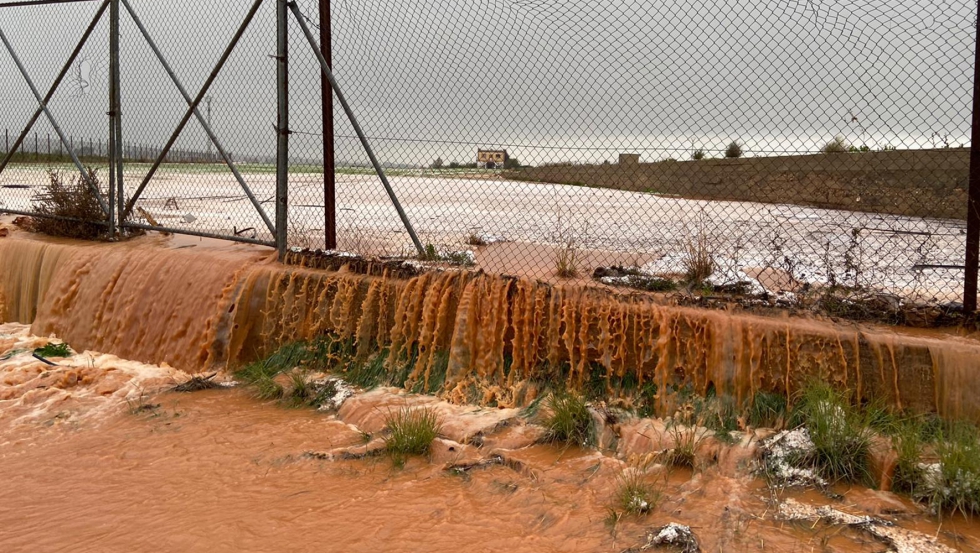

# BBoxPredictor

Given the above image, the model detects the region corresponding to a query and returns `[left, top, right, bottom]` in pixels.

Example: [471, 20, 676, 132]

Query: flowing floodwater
[4, 226, 980, 551]
[2, 324, 979, 553]
[3, 227, 980, 421]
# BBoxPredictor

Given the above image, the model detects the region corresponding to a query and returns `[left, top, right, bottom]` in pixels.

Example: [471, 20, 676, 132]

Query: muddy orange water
[1, 314, 980, 552]
[2, 384, 979, 553]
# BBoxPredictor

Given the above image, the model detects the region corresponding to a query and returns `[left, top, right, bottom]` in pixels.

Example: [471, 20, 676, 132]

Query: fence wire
[290, 0, 976, 309]
[0, 0, 977, 313]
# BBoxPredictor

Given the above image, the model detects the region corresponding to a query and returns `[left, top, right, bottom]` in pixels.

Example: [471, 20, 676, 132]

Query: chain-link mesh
[119, 0, 278, 244]
[0, 1, 111, 224]
[0, 0, 977, 313]
[287, 0, 976, 310]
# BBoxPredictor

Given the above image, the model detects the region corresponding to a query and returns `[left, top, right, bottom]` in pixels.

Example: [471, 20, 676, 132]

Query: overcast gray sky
[0, 0, 975, 166]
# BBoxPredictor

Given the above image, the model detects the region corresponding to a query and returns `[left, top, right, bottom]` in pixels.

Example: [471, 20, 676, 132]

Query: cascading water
[2, 229, 979, 421]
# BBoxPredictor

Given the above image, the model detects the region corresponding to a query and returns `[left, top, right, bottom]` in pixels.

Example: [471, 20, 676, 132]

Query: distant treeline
[0, 129, 272, 165]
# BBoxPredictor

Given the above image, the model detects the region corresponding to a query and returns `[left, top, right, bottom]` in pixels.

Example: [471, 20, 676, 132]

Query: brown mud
[3, 228, 980, 422]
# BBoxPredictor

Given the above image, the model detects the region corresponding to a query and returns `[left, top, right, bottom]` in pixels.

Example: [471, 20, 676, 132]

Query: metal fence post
[288, 1, 424, 255]
[107, 0, 121, 236]
[966, 1, 980, 312]
[276, 0, 289, 259]
[319, 0, 335, 250]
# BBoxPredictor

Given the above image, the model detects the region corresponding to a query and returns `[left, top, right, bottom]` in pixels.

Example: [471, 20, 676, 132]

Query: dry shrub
[553, 208, 585, 278]
[821, 136, 850, 154]
[555, 237, 579, 278]
[682, 210, 715, 284]
[30, 169, 107, 240]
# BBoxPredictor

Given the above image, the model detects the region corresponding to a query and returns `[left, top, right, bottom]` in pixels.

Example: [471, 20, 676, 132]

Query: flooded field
[2, 322, 979, 553]
[0, 165, 966, 301]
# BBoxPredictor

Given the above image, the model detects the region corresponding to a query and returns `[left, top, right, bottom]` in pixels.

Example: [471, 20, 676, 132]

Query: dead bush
[30, 169, 108, 240]
[682, 210, 715, 284]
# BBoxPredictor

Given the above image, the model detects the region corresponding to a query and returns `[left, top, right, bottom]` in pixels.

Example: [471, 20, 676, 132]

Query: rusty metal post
[276, 0, 289, 259]
[320, 0, 336, 250]
[965, 2, 980, 312]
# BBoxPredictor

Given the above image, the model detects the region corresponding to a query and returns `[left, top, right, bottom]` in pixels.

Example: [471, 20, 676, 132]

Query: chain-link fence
[1, 0, 979, 314]
[0, 0, 280, 245]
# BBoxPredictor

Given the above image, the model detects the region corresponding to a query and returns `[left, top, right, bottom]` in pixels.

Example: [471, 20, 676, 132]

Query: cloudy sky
[0, 0, 975, 166]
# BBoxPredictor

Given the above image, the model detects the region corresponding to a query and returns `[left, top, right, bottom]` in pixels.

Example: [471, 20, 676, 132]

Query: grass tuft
[614, 469, 660, 516]
[790, 381, 873, 485]
[555, 239, 579, 278]
[235, 341, 320, 383]
[253, 375, 285, 401]
[702, 395, 739, 444]
[419, 244, 475, 266]
[33, 342, 72, 358]
[543, 391, 594, 446]
[280, 372, 313, 407]
[748, 391, 787, 429]
[466, 233, 487, 246]
[928, 422, 980, 517]
[344, 349, 391, 388]
[891, 416, 926, 495]
[384, 407, 441, 456]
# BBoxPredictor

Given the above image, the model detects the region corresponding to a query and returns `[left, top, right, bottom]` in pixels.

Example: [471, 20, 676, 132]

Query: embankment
[506, 148, 969, 220]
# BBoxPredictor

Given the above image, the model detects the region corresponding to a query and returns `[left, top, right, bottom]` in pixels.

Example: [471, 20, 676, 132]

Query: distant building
[619, 153, 640, 165]
[477, 149, 508, 169]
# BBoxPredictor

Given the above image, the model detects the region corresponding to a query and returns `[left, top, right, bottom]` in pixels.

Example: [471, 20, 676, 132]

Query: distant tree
[448, 161, 460, 169]
[430, 157, 444, 169]
[725, 141, 743, 159]
[504, 157, 521, 169]
[692, 149, 706, 160]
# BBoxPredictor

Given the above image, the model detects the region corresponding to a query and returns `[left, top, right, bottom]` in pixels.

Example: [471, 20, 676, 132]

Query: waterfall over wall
[2, 231, 979, 421]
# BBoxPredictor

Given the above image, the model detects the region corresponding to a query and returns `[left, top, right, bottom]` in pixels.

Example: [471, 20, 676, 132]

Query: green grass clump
[701, 395, 739, 444]
[790, 381, 873, 485]
[234, 340, 339, 402]
[748, 391, 787, 429]
[891, 417, 926, 495]
[384, 407, 440, 456]
[659, 424, 705, 469]
[418, 244, 475, 267]
[34, 342, 72, 358]
[543, 391, 595, 446]
[253, 375, 285, 401]
[614, 470, 659, 516]
[234, 341, 318, 383]
[344, 349, 391, 388]
[279, 372, 314, 407]
[929, 422, 980, 517]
